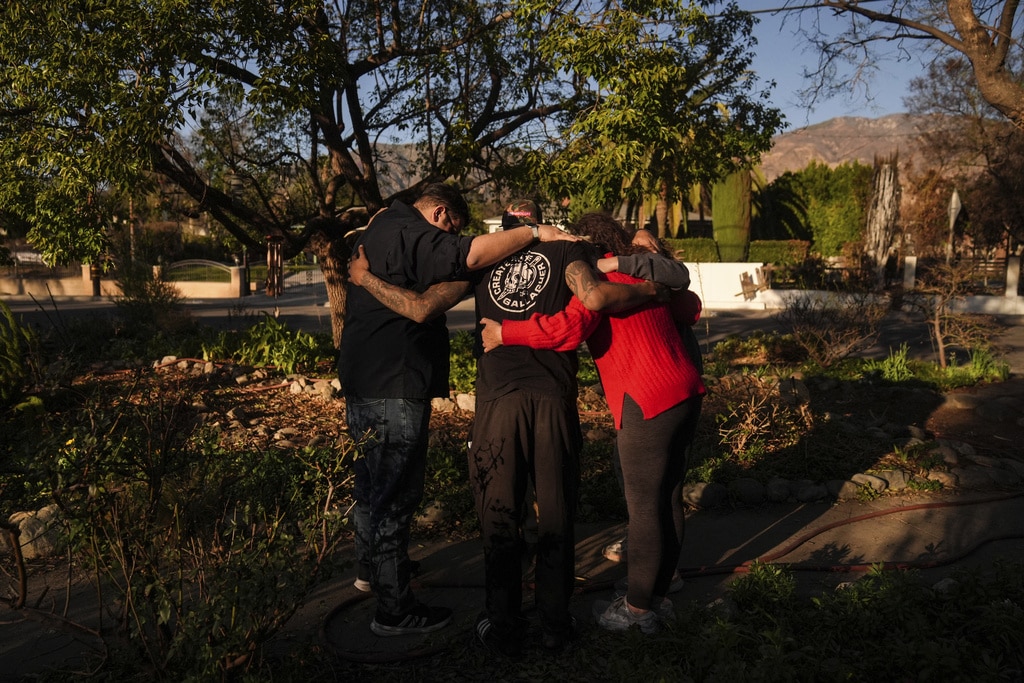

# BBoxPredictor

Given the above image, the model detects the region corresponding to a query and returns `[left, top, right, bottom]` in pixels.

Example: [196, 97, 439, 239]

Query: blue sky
[736, 2, 931, 130]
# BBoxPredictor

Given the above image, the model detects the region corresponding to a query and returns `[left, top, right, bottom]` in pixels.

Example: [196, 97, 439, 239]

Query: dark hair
[569, 212, 670, 257]
[415, 183, 471, 226]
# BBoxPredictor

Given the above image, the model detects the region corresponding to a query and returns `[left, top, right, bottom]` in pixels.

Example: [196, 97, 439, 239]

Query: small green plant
[863, 343, 914, 382]
[727, 561, 797, 614]
[907, 477, 943, 492]
[203, 314, 334, 374]
[856, 482, 882, 501]
[936, 346, 1010, 388]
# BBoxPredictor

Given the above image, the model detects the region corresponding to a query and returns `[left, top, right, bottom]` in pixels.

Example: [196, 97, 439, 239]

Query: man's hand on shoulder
[537, 224, 580, 243]
[348, 245, 370, 286]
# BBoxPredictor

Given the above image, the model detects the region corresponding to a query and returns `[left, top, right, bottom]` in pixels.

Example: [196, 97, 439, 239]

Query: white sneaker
[594, 596, 661, 634]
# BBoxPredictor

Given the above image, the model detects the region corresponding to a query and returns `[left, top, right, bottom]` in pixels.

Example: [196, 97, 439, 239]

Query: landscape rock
[683, 482, 728, 509]
[827, 479, 861, 501]
[874, 469, 911, 490]
[851, 473, 888, 493]
[8, 505, 62, 560]
[765, 478, 792, 502]
[728, 478, 765, 506]
[952, 466, 1001, 490]
[925, 471, 958, 488]
[455, 393, 476, 413]
[432, 397, 456, 413]
[415, 500, 447, 525]
[794, 482, 828, 502]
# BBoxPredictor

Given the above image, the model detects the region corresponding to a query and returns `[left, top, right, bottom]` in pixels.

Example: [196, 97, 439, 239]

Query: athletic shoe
[602, 535, 628, 563]
[605, 589, 674, 620]
[474, 615, 523, 659]
[614, 570, 685, 596]
[370, 603, 452, 636]
[541, 615, 578, 652]
[594, 596, 661, 634]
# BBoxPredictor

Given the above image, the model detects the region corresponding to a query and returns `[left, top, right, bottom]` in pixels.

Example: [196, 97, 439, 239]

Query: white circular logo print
[488, 251, 551, 313]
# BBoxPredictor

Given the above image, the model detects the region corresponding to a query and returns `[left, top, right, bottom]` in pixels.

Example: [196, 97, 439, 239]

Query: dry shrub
[773, 293, 888, 368]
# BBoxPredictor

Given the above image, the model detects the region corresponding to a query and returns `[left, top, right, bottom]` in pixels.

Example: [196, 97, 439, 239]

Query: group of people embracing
[338, 184, 706, 657]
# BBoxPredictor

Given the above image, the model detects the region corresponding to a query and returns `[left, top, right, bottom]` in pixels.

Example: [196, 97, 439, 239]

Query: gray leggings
[616, 394, 702, 610]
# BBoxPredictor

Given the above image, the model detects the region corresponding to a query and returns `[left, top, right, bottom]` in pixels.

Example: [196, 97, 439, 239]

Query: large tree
[787, 1, 1024, 132]
[904, 56, 1024, 253]
[0, 0, 781, 345]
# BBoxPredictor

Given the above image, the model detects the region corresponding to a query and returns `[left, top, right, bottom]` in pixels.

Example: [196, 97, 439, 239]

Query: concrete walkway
[309, 488, 1024, 665]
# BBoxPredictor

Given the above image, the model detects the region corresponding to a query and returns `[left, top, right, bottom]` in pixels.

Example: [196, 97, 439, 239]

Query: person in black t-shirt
[338, 187, 579, 637]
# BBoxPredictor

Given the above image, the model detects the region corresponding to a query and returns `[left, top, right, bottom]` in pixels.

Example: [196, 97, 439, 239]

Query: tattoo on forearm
[362, 275, 467, 322]
[363, 275, 422, 319]
[565, 261, 599, 308]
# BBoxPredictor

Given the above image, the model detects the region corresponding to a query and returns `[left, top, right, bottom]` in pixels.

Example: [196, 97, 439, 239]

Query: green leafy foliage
[520, 3, 782, 210]
[748, 240, 811, 267]
[664, 237, 720, 263]
[789, 161, 874, 257]
[202, 314, 334, 374]
[0, 300, 38, 408]
[752, 171, 811, 241]
[863, 343, 915, 382]
[448, 330, 477, 394]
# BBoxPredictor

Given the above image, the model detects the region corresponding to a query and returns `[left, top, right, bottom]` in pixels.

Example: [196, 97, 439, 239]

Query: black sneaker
[541, 615, 578, 652]
[475, 615, 523, 659]
[370, 603, 452, 637]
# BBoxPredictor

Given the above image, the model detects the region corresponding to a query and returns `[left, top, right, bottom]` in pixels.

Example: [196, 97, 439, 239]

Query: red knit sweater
[501, 271, 706, 428]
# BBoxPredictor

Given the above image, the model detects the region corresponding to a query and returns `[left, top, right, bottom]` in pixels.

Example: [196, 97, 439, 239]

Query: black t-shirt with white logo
[473, 241, 591, 402]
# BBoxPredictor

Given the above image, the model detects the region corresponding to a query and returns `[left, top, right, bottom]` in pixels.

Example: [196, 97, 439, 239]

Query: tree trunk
[307, 220, 358, 350]
[655, 194, 669, 239]
[864, 154, 901, 290]
[948, 0, 1024, 133]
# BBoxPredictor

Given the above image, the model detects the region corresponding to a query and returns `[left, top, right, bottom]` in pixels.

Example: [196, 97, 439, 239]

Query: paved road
[5, 290, 1024, 371]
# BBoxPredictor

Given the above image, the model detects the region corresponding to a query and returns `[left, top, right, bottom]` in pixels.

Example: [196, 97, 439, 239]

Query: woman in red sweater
[480, 213, 705, 634]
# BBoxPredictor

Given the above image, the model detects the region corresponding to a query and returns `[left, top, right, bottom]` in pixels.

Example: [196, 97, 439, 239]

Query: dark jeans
[346, 396, 431, 617]
[468, 391, 582, 640]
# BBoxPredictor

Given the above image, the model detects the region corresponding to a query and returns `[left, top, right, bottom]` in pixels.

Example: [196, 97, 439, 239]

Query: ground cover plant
[1, 299, 1022, 680]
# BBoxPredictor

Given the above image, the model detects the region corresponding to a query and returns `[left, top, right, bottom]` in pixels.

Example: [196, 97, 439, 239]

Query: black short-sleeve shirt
[473, 240, 590, 402]
[338, 202, 473, 399]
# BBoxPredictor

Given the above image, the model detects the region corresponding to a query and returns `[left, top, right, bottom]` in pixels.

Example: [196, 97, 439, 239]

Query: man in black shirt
[338, 186, 578, 636]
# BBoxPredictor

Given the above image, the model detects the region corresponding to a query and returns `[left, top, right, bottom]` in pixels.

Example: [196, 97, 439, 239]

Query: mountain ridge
[760, 113, 928, 180]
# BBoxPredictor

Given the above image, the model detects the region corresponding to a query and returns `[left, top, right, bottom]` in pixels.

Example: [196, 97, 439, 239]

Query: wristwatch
[528, 223, 540, 241]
